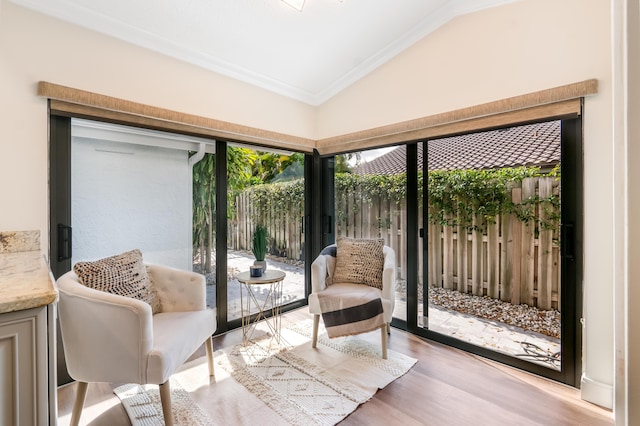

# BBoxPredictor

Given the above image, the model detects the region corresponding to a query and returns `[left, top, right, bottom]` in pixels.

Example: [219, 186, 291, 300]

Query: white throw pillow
[73, 249, 161, 313]
[332, 238, 384, 289]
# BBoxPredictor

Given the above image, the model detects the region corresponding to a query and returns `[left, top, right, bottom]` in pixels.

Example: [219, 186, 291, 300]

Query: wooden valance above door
[38, 79, 598, 156]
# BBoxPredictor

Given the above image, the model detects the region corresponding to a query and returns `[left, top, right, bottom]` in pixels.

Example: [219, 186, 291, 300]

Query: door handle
[324, 215, 332, 234]
[58, 224, 72, 261]
[561, 223, 574, 260]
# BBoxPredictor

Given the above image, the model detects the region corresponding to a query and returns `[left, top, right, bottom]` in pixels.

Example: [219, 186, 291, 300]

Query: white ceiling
[12, 0, 516, 105]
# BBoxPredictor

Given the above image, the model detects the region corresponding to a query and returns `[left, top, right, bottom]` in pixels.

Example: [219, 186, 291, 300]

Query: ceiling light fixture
[282, 0, 305, 12]
[281, 0, 343, 12]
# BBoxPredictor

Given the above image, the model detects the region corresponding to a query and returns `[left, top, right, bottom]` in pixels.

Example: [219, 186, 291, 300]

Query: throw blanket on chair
[318, 284, 385, 339]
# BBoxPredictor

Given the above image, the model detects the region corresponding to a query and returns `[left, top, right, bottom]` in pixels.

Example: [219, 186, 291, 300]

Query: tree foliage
[253, 152, 304, 183]
[238, 166, 561, 237]
[335, 152, 361, 173]
[192, 148, 305, 271]
[426, 167, 560, 232]
[192, 152, 216, 273]
[194, 145, 559, 271]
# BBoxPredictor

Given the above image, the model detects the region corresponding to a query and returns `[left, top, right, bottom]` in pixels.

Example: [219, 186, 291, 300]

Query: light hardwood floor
[57, 308, 613, 425]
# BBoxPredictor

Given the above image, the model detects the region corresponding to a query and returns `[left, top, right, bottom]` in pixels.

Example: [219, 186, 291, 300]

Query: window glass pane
[335, 148, 405, 321]
[71, 118, 206, 273]
[421, 122, 562, 371]
[226, 146, 306, 321]
[192, 152, 217, 308]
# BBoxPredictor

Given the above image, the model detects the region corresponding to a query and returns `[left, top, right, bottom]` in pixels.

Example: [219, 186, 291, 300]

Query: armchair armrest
[381, 246, 396, 305]
[311, 254, 329, 294]
[56, 273, 153, 384]
[147, 264, 206, 312]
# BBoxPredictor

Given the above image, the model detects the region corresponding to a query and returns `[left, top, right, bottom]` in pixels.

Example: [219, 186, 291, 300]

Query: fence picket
[487, 220, 499, 298]
[500, 208, 509, 301]
[368, 198, 378, 238]
[471, 215, 483, 296]
[432, 209, 443, 288]
[232, 176, 561, 312]
[457, 212, 468, 293]
[355, 188, 362, 238]
[443, 213, 454, 289]
[508, 187, 522, 304]
[521, 178, 536, 306]
[537, 177, 554, 309]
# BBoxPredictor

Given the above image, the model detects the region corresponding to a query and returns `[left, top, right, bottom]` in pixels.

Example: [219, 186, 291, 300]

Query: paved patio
[206, 251, 560, 371]
[426, 305, 560, 370]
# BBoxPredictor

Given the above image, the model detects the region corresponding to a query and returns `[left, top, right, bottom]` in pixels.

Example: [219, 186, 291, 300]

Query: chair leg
[387, 322, 391, 335]
[159, 380, 173, 426]
[205, 335, 215, 379]
[70, 381, 88, 426]
[380, 324, 388, 360]
[312, 314, 320, 348]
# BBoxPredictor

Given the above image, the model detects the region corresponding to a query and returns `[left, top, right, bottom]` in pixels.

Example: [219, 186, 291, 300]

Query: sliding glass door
[50, 117, 312, 382]
[225, 145, 306, 323]
[333, 148, 406, 327]
[327, 118, 582, 385]
[417, 119, 582, 385]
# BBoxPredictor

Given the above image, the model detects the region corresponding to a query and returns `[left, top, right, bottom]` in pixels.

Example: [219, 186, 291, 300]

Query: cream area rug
[114, 319, 417, 426]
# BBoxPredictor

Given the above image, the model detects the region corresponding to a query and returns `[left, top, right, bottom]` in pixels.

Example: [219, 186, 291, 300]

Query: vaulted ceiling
[12, 0, 517, 105]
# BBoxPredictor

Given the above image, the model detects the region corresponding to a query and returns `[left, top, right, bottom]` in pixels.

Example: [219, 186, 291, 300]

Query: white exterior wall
[71, 137, 192, 270]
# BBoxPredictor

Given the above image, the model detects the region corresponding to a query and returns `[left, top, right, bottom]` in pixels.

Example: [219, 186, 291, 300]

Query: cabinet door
[0, 307, 47, 426]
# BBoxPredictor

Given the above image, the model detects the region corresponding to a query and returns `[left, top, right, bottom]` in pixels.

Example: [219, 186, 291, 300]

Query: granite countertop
[0, 231, 58, 314]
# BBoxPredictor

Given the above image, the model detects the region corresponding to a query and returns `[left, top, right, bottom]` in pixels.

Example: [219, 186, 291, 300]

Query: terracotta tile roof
[355, 121, 560, 175]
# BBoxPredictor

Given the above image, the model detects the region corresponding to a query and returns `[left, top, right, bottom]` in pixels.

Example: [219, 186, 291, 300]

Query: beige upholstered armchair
[308, 240, 395, 359]
[56, 259, 216, 426]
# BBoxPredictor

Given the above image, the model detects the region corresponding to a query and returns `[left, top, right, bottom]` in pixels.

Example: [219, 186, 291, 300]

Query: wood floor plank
[57, 307, 613, 425]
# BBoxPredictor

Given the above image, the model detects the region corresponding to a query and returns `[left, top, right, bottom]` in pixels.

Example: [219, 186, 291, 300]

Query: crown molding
[13, 0, 518, 106]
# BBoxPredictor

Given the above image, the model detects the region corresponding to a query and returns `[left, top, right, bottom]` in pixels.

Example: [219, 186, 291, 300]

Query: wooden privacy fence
[426, 177, 560, 310]
[230, 189, 305, 262]
[232, 176, 560, 311]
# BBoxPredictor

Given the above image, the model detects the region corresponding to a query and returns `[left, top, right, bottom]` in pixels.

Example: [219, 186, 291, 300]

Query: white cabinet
[0, 305, 54, 426]
[0, 231, 58, 425]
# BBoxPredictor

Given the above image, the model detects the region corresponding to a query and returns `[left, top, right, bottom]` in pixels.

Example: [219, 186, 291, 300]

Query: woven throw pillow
[73, 249, 161, 314]
[332, 238, 384, 289]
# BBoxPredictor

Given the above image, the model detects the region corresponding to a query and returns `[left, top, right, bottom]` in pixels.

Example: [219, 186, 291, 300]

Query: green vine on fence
[427, 166, 560, 233]
[239, 165, 561, 234]
[243, 179, 305, 221]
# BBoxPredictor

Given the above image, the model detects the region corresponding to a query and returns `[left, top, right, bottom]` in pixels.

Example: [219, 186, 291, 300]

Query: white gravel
[429, 287, 561, 338]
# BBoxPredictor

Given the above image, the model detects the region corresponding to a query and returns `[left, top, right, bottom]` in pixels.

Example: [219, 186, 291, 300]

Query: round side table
[236, 269, 286, 345]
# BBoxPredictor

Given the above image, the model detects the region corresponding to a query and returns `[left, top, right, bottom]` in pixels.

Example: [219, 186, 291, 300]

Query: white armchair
[308, 243, 396, 359]
[56, 263, 216, 426]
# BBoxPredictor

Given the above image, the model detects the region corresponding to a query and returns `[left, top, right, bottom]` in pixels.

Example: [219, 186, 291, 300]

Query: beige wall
[317, 0, 615, 410]
[0, 0, 622, 415]
[316, 0, 610, 137]
[613, 0, 639, 424]
[0, 1, 315, 239]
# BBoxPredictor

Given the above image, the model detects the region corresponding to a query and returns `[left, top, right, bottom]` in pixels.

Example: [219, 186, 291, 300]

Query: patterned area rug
[115, 319, 417, 426]
[114, 378, 210, 426]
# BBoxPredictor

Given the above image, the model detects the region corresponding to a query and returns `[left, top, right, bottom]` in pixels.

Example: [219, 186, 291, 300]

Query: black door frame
[48, 114, 315, 383]
[49, 110, 583, 387]
[48, 112, 73, 385]
[409, 117, 583, 386]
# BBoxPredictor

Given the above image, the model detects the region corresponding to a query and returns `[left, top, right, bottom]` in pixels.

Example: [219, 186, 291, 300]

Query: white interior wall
[613, 0, 640, 424]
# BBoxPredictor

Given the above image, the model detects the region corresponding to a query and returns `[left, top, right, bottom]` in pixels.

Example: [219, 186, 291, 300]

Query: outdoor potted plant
[252, 225, 268, 272]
